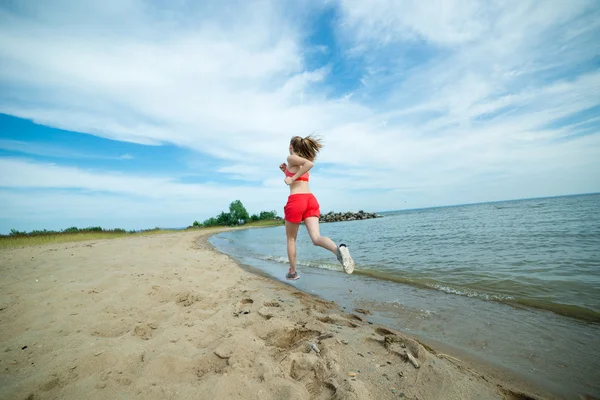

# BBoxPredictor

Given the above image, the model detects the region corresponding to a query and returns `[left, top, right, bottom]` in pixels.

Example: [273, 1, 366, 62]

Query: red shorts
[284, 193, 320, 224]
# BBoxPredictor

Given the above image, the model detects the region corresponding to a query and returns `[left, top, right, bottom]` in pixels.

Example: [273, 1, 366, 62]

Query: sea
[209, 193, 600, 399]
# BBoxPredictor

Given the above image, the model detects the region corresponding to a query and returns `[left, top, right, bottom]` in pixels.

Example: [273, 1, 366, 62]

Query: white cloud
[337, 0, 595, 49]
[0, 158, 287, 231]
[0, 0, 599, 231]
[337, 0, 490, 46]
[0, 139, 136, 160]
[0, 190, 208, 231]
[0, 158, 271, 201]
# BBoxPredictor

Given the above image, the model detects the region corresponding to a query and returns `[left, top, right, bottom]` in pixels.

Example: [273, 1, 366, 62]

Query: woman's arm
[286, 154, 314, 182]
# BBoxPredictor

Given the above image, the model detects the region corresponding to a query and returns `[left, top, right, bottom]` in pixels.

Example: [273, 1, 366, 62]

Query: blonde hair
[290, 134, 323, 161]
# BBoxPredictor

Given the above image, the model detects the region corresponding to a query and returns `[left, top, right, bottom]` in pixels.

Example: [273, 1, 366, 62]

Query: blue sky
[0, 0, 599, 233]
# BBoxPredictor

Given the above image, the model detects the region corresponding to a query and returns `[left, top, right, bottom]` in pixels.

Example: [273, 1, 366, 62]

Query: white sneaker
[336, 244, 355, 274]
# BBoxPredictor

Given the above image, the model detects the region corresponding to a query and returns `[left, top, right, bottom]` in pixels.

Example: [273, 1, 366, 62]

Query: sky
[0, 0, 599, 233]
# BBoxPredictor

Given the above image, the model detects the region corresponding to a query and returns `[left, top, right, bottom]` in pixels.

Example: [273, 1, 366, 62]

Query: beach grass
[0, 220, 283, 249]
[242, 219, 284, 228]
[0, 229, 174, 249]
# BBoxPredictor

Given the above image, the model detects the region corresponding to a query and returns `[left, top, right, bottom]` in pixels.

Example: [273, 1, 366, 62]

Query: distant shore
[0, 220, 283, 249]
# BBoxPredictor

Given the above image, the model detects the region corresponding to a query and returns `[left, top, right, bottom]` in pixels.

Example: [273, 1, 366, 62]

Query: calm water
[209, 194, 600, 398]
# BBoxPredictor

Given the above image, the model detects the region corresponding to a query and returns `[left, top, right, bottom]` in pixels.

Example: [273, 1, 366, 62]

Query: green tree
[191, 199, 281, 228]
[216, 211, 233, 226]
[192, 220, 201, 227]
[259, 210, 278, 220]
[202, 217, 218, 227]
[229, 200, 249, 225]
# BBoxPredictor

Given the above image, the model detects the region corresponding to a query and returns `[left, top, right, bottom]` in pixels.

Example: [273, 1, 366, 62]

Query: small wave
[510, 298, 600, 324]
[386, 299, 404, 306]
[529, 203, 547, 208]
[425, 284, 600, 322]
[381, 300, 435, 318]
[260, 255, 342, 271]
[352, 270, 600, 323]
[258, 255, 600, 323]
[430, 284, 515, 302]
[262, 255, 289, 264]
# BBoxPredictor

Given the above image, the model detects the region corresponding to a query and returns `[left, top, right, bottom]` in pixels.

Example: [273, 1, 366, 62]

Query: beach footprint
[265, 327, 320, 350]
[133, 322, 158, 340]
[316, 314, 359, 328]
[258, 301, 282, 320]
[235, 298, 254, 316]
[91, 319, 131, 338]
[175, 291, 201, 307]
[288, 353, 339, 399]
[374, 327, 427, 367]
[305, 380, 337, 400]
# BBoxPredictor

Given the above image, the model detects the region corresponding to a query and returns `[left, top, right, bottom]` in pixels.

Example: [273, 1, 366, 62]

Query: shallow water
[210, 194, 600, 398]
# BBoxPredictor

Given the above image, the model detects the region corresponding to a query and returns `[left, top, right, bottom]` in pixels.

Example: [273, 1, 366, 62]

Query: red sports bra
[285, 167, 309, 182]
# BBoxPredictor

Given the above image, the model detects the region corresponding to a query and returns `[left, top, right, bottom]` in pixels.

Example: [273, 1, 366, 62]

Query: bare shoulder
[287, 154, 302, 166]
[287, 154, 312, 166]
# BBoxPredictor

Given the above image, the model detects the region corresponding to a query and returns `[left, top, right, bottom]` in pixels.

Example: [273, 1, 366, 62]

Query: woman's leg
[303, 216, 338, 254]
[304, 216, 355, 273]
[285, 220, 300, 274]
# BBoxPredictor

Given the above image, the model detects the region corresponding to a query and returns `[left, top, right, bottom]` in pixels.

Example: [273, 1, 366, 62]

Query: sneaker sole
[338, 246, 355, 274]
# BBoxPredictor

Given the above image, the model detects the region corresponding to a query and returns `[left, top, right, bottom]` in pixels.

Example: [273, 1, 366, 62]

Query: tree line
[192, 200, 280, 227]
[2, 200, 278, 237]
[4, 226, 136, 238]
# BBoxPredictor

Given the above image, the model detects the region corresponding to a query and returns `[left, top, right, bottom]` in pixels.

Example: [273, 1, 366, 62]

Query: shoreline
[204, 230, 563, 400]
[0, 229, 559, 399]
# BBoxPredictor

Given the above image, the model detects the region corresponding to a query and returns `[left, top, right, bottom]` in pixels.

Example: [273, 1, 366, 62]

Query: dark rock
[319, 211, 383, 223]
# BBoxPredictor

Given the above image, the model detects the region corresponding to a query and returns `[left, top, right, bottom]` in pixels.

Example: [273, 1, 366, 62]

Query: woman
[279, 135, 355, 280]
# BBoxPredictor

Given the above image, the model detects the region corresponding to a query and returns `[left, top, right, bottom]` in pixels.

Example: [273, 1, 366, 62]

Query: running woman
[279, 135, 355, 280]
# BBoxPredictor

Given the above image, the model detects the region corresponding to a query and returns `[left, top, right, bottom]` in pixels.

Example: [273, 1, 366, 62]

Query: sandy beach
[0, 229, 553, 400]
